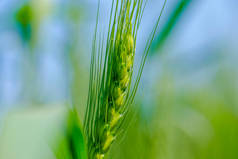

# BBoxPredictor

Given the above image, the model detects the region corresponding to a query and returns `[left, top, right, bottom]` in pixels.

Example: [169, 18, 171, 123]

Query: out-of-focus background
[0, 0, 238, 159]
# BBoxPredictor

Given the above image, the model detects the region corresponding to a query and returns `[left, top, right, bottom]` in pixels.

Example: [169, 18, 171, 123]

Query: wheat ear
[84, 0, 167, 159]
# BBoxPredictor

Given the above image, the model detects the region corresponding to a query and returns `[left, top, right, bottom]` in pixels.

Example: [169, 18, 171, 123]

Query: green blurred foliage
[15, 4, 33, 42]
[109, 63, 238, 159]
[54, 109, 87, 159]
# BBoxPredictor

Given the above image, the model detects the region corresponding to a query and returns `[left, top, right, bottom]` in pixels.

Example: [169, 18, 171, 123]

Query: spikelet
[96, 154, 104, 159]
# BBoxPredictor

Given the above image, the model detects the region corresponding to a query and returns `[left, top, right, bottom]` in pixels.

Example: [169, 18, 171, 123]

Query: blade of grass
[151, 0, 194, 54]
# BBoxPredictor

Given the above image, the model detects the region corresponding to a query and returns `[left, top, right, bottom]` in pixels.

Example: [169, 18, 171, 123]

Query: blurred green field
[109, 61, 238, 159]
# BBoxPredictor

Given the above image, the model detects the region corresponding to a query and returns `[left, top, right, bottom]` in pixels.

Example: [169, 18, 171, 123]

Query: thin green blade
[151, 0, 194, 54]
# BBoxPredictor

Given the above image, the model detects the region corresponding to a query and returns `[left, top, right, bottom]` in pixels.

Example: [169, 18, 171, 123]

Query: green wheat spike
[84, 0, 167, 158]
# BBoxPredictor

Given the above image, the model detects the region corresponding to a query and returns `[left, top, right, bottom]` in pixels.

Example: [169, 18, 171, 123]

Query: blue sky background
[0, 0, 238, 117]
